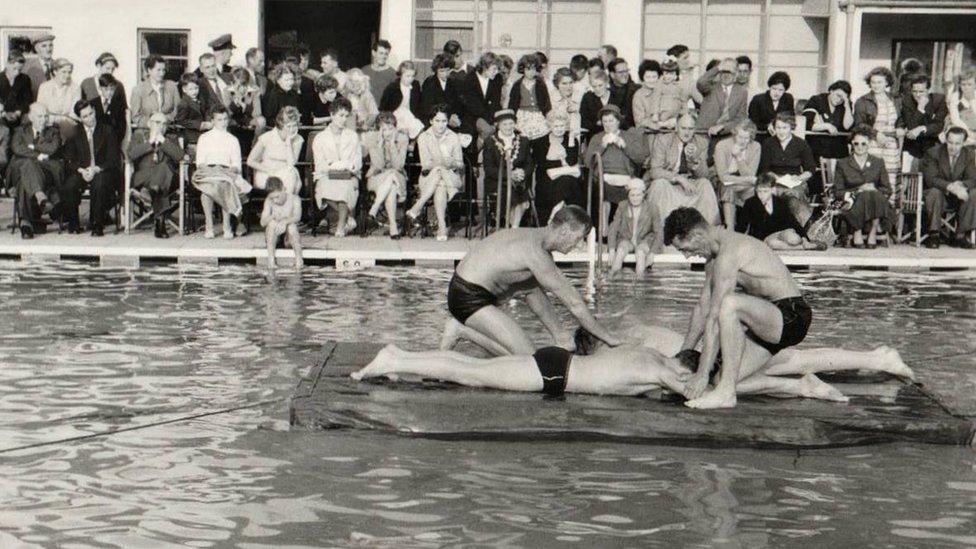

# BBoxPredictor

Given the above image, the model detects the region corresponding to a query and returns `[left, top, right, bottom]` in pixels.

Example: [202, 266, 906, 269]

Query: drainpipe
[842, 1, 856, 80]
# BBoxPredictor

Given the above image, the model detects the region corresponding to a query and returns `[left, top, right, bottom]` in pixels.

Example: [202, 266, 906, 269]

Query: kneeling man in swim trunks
[442, 205, 624, 355]
[664, 207, 814, 409]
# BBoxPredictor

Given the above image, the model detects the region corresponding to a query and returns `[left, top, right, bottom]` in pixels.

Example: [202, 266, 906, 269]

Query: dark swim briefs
[447, 273, 498, 323]
[747, 295, 812, 356]
[533, 346, 573, 397]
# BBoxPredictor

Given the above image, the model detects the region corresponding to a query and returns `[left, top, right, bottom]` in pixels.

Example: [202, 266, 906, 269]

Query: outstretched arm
[685, 256, 738, 399]
[528, 250, 621, 347]
[681, 265, 712, 350]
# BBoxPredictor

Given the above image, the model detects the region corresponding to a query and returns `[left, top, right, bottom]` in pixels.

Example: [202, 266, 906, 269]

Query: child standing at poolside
[260, 177, 303, 274]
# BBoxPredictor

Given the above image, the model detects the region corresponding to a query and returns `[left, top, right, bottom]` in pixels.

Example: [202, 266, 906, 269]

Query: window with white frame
[414, 0, 602, 77]
[0, 27, 53, 64]
[138, 28, 190, 82]
[643, 0, 827, 99]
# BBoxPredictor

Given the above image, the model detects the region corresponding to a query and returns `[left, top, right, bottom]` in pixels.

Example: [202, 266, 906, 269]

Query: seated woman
[802, 79, 855, 163]
[536, 110, 583, 223]
[353, 324, 913, 401]
[262, 64, 301, 128]
[758, 112, 816, 199]
[247, 106, 303, 195]
[192, 106, 251, 239]
[483, 109, 534, 228]
[312, 97, 362, 237]
[713, 119, 761, 231]
[833, 125, 892, 248]
[226, 66, 266, 154]
[607, 179, 656, 278]
[741, 173, 824, 251]
[748, 71, 794, 140]
[946, 71, 976, 146]
[341, 68, 379, 132]
[405, 104, 464, 241]
[379, 60, 424, 139]
[584, 104, 649, 211]
[579, 69, 611, 138]
[365, 112, 409, 239]
[305, 74, 341, 127]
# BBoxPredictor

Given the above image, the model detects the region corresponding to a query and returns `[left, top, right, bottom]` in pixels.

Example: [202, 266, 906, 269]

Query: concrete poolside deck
[4, 223, 976, 270]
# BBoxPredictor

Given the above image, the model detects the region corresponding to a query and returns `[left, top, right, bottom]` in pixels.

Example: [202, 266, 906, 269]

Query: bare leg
[433, 187, 448, 239]
[408, 179, 438, 218]
[609, 241, 631, 276]
[464, 305, 536, 356]
[201, 194, 215, 238]
[287, 224, 303, 270]
[369, 180, 393, 217]
[635, 244, 651, 278]
[763, 346, 914, 379]
[265, 223, 278, 273]
[722, 201, 736, 232]
[351, 344, 542, 392]
[385, 191, 400, 236]
[509, 202, 528, 228]
[335, 202, 348, 237]
[737, 374, 849, 402]
[439, 317, 512, 357]
[221, 208, 233, 239]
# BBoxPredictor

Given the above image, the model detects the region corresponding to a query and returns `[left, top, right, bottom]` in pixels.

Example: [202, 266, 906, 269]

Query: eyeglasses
[852, 141, 870, 147]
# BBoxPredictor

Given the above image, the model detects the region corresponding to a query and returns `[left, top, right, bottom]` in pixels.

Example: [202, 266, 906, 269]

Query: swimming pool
[0, 264, 974, 547]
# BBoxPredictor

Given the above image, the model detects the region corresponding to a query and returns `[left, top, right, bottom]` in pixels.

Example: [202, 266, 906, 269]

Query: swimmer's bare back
[455, 228, 554, 295]
[711, 230, 801, 302]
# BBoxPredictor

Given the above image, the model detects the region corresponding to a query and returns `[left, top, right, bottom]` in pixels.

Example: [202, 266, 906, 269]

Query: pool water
[0, 264, 974, 548]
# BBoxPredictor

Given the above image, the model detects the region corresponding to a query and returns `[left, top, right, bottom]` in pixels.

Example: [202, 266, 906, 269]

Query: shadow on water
[0, 263, 974, 547]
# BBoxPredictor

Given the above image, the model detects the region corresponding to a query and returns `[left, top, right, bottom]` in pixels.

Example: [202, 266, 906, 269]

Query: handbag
[327, 169, 353, 179]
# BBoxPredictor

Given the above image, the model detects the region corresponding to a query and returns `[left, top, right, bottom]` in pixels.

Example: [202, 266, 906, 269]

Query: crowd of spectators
[1, 30, 975, 255]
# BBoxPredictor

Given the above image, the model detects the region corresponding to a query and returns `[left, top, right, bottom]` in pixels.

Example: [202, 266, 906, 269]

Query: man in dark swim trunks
[442, 205, 625, 356]
[664, 207, 814, 409]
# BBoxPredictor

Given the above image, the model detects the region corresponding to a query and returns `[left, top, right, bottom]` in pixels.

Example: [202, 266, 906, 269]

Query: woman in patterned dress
[854, 66, 904, 206]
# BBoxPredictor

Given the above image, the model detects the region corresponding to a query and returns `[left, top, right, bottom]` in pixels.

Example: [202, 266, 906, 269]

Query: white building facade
[2, 0, 974, 104]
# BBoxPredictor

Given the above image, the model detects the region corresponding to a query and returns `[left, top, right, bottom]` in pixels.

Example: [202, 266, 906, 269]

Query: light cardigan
[312, 126, 362, 180]
[195, 128, 242, 169]
[36, 79, 81, 120]
[417, 127, 463, 172]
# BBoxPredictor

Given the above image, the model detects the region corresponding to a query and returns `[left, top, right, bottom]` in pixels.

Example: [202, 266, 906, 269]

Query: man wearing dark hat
[23, 33, 56, 97]
[209, 34, 236, 76]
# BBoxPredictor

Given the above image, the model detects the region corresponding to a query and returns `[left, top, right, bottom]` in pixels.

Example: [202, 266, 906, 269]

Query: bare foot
[351, 344, 399, 380]
[685, 388, 737, 409]
[876, 346, 915, 381]
[439, 318, 463, 351]
[799, 374, 849, 402]
[204, 229, 215, 239]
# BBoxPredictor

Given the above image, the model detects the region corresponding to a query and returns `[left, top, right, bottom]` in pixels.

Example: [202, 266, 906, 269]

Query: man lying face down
[353, 324, 913, 403]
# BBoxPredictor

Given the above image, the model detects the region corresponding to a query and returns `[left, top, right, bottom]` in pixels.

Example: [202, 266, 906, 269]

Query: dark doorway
[264, 0, 381, 71]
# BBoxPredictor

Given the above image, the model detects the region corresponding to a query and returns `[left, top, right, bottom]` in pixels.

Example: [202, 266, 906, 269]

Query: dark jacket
[922, 144, 976, 192]
[853, 91, 902, 129]
[483, 133, 534, 190]
[197, 75, 226, 118]
[63, 122, 120, 176]
[759, 136, 816, 176]
[379, 80, 422, 118]
[609, 79, 640, 128]
[458, 70, 503, 137]
[420, 74, 456, 124]
[580, 91, 608, 137]
[832, 154, 891, 198]
[262, 86, 301, 129]
[898, 93, 948, 159]
[175, 95, 207, 145]
[748, 91, 795, 133]
[508, 76, 552, 116]
[11, 122, 62, 163]
[741, 195, 805, 241]
[0, 72, 33, 128]
[92, 94, 128, 137]
[802, 92, 851, 160]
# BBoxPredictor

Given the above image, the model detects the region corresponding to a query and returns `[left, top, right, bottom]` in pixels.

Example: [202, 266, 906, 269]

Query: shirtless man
[353, 325, 912, 401]
[664, 206, 816, 409]
[260, 176, 303, 275]
[441, 205, 624, 355]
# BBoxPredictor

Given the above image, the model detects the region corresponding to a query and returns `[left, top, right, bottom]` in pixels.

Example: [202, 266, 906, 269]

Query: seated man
[63, 99, 121, 236]
[9, 102, 63, 238]
[128, 111, 185, 238]
[646, 113, 720, 248]
[899, 74, 946, 166]
[921, 126, 976, 249]
[441, 205, 624, 356]
[664, 207, 815, 409]
[260, 176, 303, 276]
[353, 325, 912, 401]
[740, 173, 824, 251]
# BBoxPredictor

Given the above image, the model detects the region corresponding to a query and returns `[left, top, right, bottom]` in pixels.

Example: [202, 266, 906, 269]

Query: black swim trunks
[447, 273, 498, 323]
[533, 346, 572, 397]
[746, 295, 812, 356]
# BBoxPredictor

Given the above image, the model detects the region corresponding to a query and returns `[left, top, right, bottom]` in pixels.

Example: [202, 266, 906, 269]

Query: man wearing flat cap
[24, 33, 56, 97]
[209, 34, 236, 76]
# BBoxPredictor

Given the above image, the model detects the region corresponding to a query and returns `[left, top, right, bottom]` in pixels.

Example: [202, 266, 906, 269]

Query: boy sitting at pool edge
[260, 176, 303, 274]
